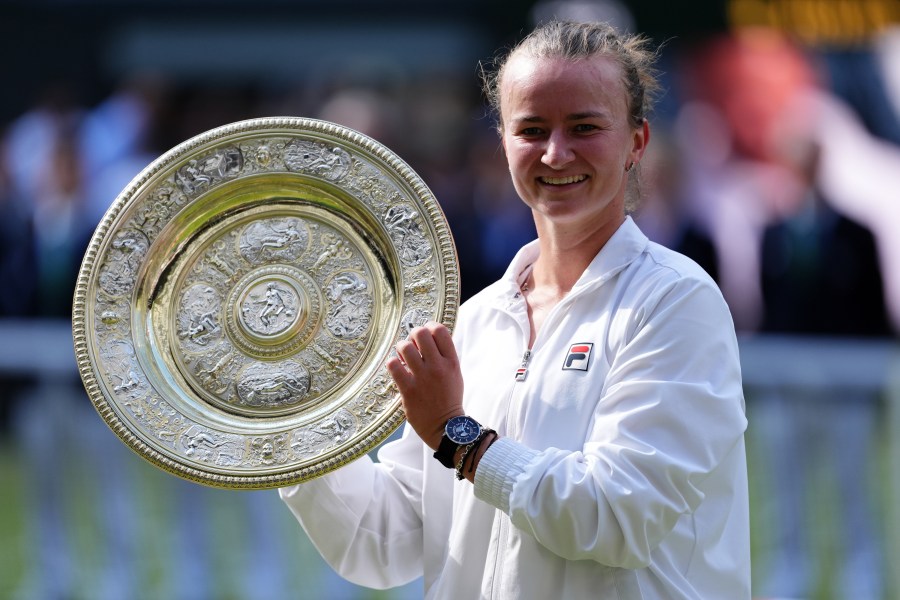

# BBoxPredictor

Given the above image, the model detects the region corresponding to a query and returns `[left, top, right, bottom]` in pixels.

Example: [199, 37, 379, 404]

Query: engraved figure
[184, 429, 225, 460]
[260, 282, 286, 326]
[193, 347, 241, 396]
[98, 229, 150, 296]
[135, 188, 177, 240]
[239, 217, 309, 264]
[360, 373, 396, 415]
[325, 271, 372, 339]
[240, 280, 298, 336]
[101, 340, 143, 395]
[311, 343, 340, 369]
[176, 147, 244, 195]
[176, 159, 213, 194]
[384, 204, 432, 266]
[177, 284, 222, 350]
[236, 361, 311, 408]
[255, 144, 272, 168]
[312, 233, 353, 270]
[283, 140, 351, 181]
[195, 238, 238, 285]
[250, 434, 288, 466]
[290, 429, 318, 458]
[188, 311, 220, 344]
[312, 409, 357, 444]
[180, 425, 241, 465]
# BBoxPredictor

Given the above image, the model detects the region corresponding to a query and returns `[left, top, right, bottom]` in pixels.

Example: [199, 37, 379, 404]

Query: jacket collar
[493, 216, 649, 304]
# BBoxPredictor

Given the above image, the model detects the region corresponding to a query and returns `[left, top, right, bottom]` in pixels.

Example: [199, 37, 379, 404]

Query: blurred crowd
[2, 4, 900, 598]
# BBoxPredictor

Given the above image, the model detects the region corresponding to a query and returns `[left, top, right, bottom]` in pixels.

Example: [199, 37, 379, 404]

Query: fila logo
[562, 343, 593, 371]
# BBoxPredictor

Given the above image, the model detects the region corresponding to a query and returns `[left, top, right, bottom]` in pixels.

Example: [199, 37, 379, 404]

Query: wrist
[454, 429, 497, 481]
[426, 409, 464, 450]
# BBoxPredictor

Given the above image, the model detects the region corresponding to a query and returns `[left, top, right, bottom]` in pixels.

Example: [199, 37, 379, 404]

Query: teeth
[541, 175, 586, 185]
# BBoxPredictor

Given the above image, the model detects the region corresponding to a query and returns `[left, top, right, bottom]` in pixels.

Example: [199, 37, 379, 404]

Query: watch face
[445, 415, 482, 445]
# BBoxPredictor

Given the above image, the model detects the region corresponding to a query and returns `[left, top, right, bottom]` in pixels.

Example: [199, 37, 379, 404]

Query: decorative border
[72, 117, 459, 489]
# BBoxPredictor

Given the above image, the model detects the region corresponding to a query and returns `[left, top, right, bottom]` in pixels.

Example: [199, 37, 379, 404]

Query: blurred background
[1, 0, 900, 598]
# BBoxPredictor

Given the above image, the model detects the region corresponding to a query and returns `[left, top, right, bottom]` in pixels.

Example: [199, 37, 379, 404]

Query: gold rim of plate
[72, 117, 459, 489]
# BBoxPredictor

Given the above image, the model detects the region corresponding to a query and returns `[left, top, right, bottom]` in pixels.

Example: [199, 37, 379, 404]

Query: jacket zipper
[514, 349, 532, 382]
[491, 284, 596, 598]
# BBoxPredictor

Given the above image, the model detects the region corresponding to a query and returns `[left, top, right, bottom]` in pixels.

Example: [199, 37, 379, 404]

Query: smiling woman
[498, 54, 648, 252]
[280, 20, 751, 600]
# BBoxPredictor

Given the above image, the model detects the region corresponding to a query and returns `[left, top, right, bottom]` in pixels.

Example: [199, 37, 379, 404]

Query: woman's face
[499, 53, 648, 230]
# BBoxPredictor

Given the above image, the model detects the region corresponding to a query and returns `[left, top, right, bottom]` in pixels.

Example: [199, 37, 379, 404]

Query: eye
[519, 126, 544, 137]
[573, 123, 599, 133]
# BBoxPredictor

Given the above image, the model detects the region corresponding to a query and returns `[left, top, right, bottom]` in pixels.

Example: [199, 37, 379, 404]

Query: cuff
[473, 436, 540, 514]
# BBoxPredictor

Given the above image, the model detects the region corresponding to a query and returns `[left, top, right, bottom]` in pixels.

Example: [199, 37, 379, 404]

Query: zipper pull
[514, 349, 532, 382]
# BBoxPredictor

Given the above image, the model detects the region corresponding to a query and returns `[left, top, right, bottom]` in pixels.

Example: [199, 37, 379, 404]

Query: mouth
[539, 174, 587, 185]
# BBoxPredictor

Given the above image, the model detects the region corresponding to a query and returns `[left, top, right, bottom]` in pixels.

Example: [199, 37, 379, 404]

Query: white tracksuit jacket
[280, 217, 751, 599]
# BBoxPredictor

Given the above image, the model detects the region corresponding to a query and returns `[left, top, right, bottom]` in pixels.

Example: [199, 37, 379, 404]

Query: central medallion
[237, 274, 304, 341]
[224, 265, 322, 359]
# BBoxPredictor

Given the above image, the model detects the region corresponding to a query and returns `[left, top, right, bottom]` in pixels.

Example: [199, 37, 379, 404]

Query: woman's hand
[386, 321, 464, 450]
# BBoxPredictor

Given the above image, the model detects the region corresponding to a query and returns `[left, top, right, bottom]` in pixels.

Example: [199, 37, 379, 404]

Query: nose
[541, 130, 575, 168]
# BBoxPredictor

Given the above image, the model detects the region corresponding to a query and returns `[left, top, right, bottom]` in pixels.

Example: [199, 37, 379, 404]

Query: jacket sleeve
[279, 423, 426, 589]
[473, 277, 747, 568]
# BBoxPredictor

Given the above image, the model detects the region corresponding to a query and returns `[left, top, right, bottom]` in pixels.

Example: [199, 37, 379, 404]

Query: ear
[629, 118, 650, 166]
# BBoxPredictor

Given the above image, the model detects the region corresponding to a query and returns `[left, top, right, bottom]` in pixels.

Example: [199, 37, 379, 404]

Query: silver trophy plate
[72, 117, 459, 489]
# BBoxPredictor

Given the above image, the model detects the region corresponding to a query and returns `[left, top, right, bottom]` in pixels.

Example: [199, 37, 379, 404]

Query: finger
[386, 356, 413, 393]
[395, 339, 423, 369]
[408, 325, 441, 363]
[425, 321, 457, 360]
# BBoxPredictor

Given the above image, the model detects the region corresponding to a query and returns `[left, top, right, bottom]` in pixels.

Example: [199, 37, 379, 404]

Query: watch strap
[434, 434, 459, 469]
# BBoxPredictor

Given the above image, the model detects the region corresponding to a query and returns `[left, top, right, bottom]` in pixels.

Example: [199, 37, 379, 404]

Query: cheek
[504, 142, 538, 173]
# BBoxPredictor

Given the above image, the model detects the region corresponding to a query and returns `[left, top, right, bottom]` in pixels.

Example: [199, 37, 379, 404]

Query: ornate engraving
[313, 409, 358, 445]
[180, 425, 244, 466]
[235, 360, 311, 409]
[176, 284, 223, 350]
[222, 265, 320, 359]
[345, 162, 396, 213]
[100, 339, 145, 396]
[188, 343, 243, 397]
[311, 233, 354, 271]
[239, 280, 299, 336]
[283, 140, 351, 181]
[356, 373, 396, 417]
[324, 271, 373, 339]
[385, 204, 432, 267]
[98, 229, 150, 297]
[248, 433, 290, 467]
[141, 396, 184, 445]
[94, 295, 130, 338]
[176, 146, 244, 196]
[239, 217, 309, 265]
[400, 307, 432, 338]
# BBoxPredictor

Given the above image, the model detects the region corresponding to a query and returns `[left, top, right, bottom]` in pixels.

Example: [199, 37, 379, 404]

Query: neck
[529, 213, 625, 294]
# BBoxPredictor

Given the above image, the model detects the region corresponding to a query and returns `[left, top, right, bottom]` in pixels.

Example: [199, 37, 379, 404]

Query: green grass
[0, 390, 894, 600]
[0, 396, 419, 600]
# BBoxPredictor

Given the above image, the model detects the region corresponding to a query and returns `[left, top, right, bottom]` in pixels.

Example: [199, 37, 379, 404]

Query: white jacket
[280, 217, 751, 599]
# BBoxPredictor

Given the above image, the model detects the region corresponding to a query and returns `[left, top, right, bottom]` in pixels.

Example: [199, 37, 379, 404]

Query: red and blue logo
[562, 343, 593, 371]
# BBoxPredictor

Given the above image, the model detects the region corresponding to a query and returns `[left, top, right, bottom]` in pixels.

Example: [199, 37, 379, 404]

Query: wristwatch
[434, 415, 483, 469]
